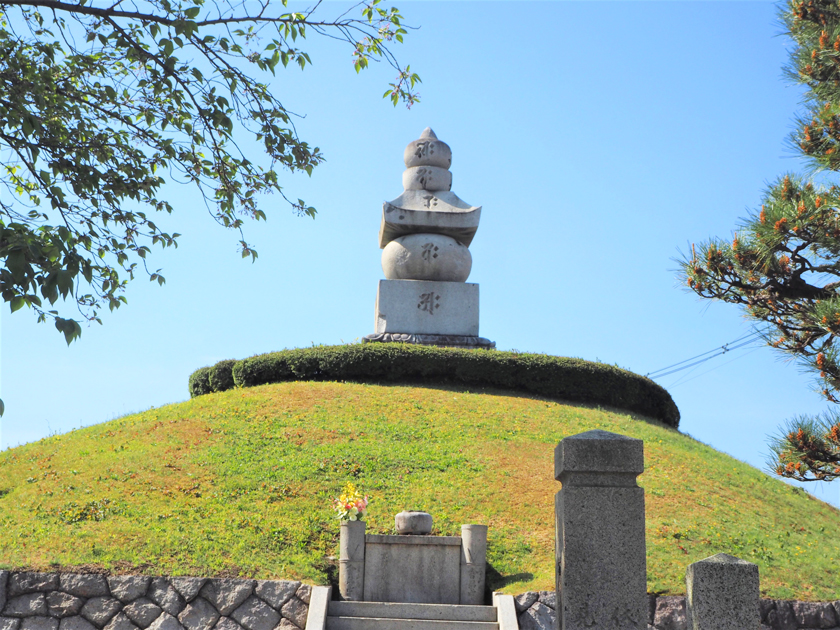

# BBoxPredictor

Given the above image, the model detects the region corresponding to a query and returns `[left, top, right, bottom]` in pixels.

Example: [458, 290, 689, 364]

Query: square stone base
[374, 280, 479, 336]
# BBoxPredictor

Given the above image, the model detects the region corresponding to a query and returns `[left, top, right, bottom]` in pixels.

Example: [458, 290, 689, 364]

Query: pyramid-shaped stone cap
[554, 430, 644, 481]
[379, 190, 481, 248]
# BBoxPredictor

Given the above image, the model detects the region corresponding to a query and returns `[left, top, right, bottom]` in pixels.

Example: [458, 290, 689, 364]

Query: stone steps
[326, 601, 498, 630]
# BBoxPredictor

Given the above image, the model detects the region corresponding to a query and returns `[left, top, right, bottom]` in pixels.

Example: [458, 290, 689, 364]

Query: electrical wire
[646, 331, 764, 379]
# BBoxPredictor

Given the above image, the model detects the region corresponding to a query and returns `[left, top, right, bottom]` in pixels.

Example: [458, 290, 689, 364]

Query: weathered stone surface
[792, 601, 838, 628]
[273, 619, 297, 630]
[177, 598, 218, 630]
[20, 618, 58, 630]
[0, 572, 9, 612]
[81, 597, 123, 627]
[364, 534, 461, 605]
[146, 613, 182, 630]
[685, 553, 759, 630]
[102, 614, 138, 630]
[60, 575, 109, 599]
[403, 128, 452, 170]
[374, 280, 479, 337]
[214, 619, 243, 630]
[555, 431, 647, 630]
[518, 602, 554, 630]
[58, 617, 97, 630]
[147, 580, 185, 617]
[9, 575, 59, 598]
[46, 592, 84, 618]
[653, 596, 687, 630]
[168, 581, 204, 605]
[339, 521, 365, 603]
[759, 599, 775, 622]
[537, 592, 556, 611]
[834, 602, 840, 627]
[123, 599, 162, 628]
[280, 598, 307, 630]
[648, 595, 657, 625]
[198, 581, 254, 618]
[292, 587, 310, 607]
[107, 578, 150, 604]
[254, 583, 298, 611]
[5, 594, 48, 617]
[382, 235, 470, 282]
[231, 597, 280, 630]
[402, 166, 452, 193]
[0, 618, 20, 630]
[767, 601, 797, 630]
[513, 593, 537, 614]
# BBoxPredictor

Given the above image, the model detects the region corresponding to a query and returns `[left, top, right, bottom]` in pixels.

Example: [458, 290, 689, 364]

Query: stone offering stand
[363, 128, 495, 349]
[338, 514, 487, 606]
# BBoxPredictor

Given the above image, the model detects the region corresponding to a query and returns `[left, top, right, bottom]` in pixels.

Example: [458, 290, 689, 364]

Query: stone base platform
[363, 333, 495, 349]
[375, 279, 479, 336]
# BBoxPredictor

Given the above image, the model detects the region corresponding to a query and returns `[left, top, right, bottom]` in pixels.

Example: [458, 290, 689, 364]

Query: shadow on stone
[485, 564, 534, 600]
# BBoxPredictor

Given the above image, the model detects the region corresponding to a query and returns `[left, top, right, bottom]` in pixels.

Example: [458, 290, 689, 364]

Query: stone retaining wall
[513, 591, 840, 630]
[0, 572, 310, 630]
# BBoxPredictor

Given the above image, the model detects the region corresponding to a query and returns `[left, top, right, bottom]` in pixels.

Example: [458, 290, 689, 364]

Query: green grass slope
[0, 381, 837, 601]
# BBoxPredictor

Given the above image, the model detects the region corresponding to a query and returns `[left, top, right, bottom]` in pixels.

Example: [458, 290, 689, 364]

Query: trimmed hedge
[188, 344, 680, 427]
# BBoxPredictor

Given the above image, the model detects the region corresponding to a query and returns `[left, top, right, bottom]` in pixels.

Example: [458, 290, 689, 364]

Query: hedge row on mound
[188, 344, 680, 428]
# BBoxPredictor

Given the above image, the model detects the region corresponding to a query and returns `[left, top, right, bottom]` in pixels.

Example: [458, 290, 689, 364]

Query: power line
[646, 331, 764, 379]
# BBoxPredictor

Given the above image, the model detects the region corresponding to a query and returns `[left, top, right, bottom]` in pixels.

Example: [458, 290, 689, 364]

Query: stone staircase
[326, 601, 499, 630]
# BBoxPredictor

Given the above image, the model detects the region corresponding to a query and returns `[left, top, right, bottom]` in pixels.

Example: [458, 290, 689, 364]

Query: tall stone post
[339, 520, 365, 601]
[554, 430, 647, 630]
[460, 524, 487, 605]
[686, 553, 760, 630]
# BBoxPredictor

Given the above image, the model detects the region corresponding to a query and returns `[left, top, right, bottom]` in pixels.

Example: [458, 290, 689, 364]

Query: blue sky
[3, 1, 839, 507]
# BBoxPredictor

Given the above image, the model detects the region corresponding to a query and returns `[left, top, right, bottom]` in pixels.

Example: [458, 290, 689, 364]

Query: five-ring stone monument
[363, 128, 495, 349]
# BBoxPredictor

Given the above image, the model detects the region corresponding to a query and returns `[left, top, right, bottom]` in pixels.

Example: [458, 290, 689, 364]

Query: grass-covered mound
[1, 381, 838, 601]
[188, 344, 680, 428]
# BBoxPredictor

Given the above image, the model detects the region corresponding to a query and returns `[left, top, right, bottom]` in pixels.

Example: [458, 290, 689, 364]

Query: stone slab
[20, 618, 58, 630]
[365, 535, 461, 546]
[81, 597, 122, 627]
[303, 587, 330, 630]
[686, 553, 759, 630]
[363, 537, 461, 604]
[46, 592, 84, 618]
[254, 582, 298, 610]
[374, 280, 479, 337]
[493, 594, 518, 630]
[107, 578, 150, 604]
[328, 602, 494, 622]
[177, 598, 219, 630]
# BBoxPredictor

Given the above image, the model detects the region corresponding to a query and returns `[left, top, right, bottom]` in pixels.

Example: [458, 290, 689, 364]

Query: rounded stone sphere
[404, 138, 452, 169]
[395, 511, 433, 535]
[382, 233, 471, 282]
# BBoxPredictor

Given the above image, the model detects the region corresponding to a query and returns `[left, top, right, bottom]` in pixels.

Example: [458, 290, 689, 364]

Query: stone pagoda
[363, 128, 494, 349]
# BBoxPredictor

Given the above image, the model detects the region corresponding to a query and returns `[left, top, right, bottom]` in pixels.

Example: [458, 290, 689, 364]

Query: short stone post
[686, 553, 759, 630]
[460, 524, 487, 604]
[339, 520, 365, 601]
[555, 430, 647, 630]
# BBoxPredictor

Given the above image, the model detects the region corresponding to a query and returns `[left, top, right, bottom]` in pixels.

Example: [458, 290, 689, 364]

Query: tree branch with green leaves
[0, 0, 420, 347]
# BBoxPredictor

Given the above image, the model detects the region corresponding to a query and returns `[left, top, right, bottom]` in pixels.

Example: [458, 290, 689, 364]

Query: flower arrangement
[333, 482, 369, 521]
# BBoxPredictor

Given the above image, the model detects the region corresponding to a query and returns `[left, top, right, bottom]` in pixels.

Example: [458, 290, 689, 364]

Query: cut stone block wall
[513, 592, 840, 630]
[0, 572, 310, 630]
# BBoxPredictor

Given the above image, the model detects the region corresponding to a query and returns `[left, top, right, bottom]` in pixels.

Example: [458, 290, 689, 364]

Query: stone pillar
[554, 430, 647, 630]
[686, 553, 759, 630]
[460, 524, 487, 605]
[339, 520, 365, 601]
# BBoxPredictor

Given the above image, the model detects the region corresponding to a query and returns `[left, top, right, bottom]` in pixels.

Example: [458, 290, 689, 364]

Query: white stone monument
[363, 128, 495, 349]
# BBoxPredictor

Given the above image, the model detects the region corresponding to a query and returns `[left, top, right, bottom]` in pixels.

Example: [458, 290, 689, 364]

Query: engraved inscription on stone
[422, 195, 438, 209]
[421, 243, 439, 262]
[417, 292, 441, 315]
[414, 141, 434, 160]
